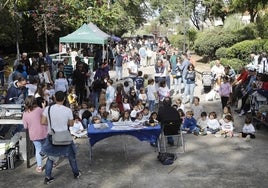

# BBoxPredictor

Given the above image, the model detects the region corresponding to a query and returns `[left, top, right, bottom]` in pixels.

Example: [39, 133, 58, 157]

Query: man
[158, 97, 181, 145]
[6, 76, 27, 104]
[41, 91, 81, 184]
[72, 62, 87, 104]
[139, 45, 147, 67]
[127, 56, 138, 82]
[114, 51, 124, 81]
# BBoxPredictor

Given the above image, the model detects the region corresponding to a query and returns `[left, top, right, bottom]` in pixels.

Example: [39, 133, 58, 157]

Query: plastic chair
[158, 120, 185, 153]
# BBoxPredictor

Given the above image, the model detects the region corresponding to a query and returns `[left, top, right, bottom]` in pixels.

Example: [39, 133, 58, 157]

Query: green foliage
[168, 34, 184, 49]
[223, 14, 245, 31]
[228, 39, 267, 59]
[256, 13, 268, 39]
[215, 47, 228, 58]
[264, 40, 268, 52]
[234, 23, 258, 41]
[194, 28, 238, 58]
[220, 58, 246, 71]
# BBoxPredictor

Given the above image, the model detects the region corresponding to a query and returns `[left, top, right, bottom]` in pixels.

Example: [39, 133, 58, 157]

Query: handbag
[48, 105, 73, 145]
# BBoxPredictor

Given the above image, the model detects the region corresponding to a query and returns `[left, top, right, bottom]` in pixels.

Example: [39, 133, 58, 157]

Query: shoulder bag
[48, 105, 73, 145]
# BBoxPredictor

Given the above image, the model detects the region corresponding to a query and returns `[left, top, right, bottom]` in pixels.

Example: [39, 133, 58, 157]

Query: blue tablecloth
[87, 122, 161, 147]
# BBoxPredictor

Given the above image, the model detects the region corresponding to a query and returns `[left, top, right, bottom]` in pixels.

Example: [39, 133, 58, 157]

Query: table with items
[87, 121, 161, 161]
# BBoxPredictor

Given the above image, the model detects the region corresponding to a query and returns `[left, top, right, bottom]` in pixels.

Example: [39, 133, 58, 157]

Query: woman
[173, 57, 183, 95]
[158, 80, 170, 107]
[22, 96, 47, 173]
[183, 64, 196, 104]
[35, 83, 49, 107]
[38, 63, 53, 85]
[54, 71, 68, 93]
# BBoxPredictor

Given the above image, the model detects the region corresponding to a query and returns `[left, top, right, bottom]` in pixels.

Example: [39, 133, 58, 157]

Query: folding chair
[158, 120, 185, 153]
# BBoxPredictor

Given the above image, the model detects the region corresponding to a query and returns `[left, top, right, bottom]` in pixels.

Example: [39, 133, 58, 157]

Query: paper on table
[93, 123, 109, 129]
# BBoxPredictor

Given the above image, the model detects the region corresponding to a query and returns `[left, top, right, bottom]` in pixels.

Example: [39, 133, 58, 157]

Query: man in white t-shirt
[127, 57, 138, 81]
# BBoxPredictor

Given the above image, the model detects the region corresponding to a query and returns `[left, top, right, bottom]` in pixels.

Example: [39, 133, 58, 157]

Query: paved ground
[1, 62, 268, 188]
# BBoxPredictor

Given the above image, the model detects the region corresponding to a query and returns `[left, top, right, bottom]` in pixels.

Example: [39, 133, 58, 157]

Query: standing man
[127, 56, 138, 82]
[158, 97, 181, 146]
[139, 45, 147, 67]
[41, 91, 81, 184]
[114, 51, 124, 81]
[181, 53, 191, 92]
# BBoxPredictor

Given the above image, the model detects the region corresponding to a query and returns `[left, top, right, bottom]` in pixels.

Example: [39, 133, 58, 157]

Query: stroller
[202, 71, 213, 93]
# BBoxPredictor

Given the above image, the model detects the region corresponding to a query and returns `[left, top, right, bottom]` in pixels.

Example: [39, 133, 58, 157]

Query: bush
[168, 34, 185, 49]
[228, 39, 267, 60]
[215, 47, 228, 58]
[263, 40, 268, 52]
[220, 58, 246, 71]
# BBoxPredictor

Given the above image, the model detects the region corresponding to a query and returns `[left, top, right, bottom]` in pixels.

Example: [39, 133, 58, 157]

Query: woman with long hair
[22, 96, 47, 173]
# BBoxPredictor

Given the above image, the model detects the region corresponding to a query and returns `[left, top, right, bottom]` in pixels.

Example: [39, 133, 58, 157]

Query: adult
[54, 71, 68, 93]
[257, 52, 268, 74]
[72, 62, 87, 104]
[41, 91, 81, 184]
[154, 59, 166, 86]
[6, 76, 27, 104]
[23, 96, 47, 173]
[172, 57, 183, 95]
[181, 53, 191, 91]
[127, 57, 138, 82]
[105, 79, 115, 111]
[114, 51, 124, 81]
[38, 63, 53, 85]
[183, 64, 196, 104]
[63, 58, 73, 85]
[139, 45, 147, 67]
[158, 97, 181, 146]
[211, 60, 225, 88]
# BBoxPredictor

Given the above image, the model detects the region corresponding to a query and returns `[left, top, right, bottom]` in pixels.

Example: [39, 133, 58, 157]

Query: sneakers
[36, 166, 42, 173]
[245, 135, 251, 142]
[44, 177, 54, 184]
[74, 171, 82, 179]
[239, 110, 245, 116]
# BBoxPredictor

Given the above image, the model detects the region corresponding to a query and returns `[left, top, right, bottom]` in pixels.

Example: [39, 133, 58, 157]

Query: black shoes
[44, 177, 54, 184]
[74, 171, 82, 179]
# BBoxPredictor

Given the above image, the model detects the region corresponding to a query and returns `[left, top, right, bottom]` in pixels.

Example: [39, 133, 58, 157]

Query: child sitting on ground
[240, 117, 256, 141]
[70, 115, 87, 138]
[182, 110, 199, 135]
[197, 111, 208, 135]
[207, 111, 221, 134]
[118, 110, 131, 122]
[219, 114, 234, 138]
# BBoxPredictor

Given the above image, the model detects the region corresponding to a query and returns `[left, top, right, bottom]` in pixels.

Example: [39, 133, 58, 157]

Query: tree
[230, 0, 267, 22]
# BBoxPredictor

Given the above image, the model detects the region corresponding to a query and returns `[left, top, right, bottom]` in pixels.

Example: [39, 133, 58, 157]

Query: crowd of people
[0, 37, 268, 184]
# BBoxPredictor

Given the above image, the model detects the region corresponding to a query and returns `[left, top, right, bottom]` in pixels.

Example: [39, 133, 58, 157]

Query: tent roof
[59, 23, 110, 44]
[88, 22, 110, 39]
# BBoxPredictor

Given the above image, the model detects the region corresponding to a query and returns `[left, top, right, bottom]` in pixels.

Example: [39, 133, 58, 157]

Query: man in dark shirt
[158, 97, 181, 145]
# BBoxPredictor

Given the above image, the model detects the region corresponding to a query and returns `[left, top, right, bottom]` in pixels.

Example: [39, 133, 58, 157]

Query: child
[240, 117, 256, 140]
[138, 88, 147, 107]
[91, 116, 101, 124]
[218, 76, 232, 109]
[175, 98, 185, 112]
[130, 103, 142, 121]
[69, 115, 87, 138]
[78, 102, 88, 119]
[67, 86, 78, 110]
[109, 102, 120, 122]
[26, 77, 38, 96]
[207, 112, 221, 134]
[143, 74, 149, 88]
[142, 107, 150, 121]
[81, 110, 92, 129]
[191, 97, 204, 120]
[118, 110, 131, 122]
[182, 110, 199, 135]
[146, 78, 157, 112]
[136, 99, 145, 111]
[122, 96, 131, 111]
[220, 114, 234, 138]
[219, 106, 233, 125]
[134, 112, 144, 122]
[106, 79, 115, 111]
[88, 103, 98, 117]
[197, 111, 208, 135]
[178, 109, 185, 124]
[147, 112, 159, 126]
[135, 71, 144, 93]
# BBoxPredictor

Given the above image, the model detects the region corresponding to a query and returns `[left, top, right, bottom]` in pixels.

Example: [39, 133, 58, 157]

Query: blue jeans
[166, 76, 171, 89]
[184, 83, 195, 103]
[148, 100, 155, 112]
[173, 77, 182, 94]
[92, 91, 100, 109]
[115, 66, 123, 80]
[45, 148, 79, 178]
[33, 139, 45, 167]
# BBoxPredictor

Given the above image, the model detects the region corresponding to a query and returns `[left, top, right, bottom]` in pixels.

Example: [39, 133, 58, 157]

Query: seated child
[219, 114, 234, 137]
[134, 112, 144, 122]
[69, 115, 87, 138]
[240, 117, 256, 140]
[81, 110, 92, 129]
[197, 111, 208, 135]
[142, 107, 150, 121]
[130, 103, 142, 121]
[207, 111, 220, 134]
[219, 106, 233, 125]
[147, 112, 158, 126]
[109, 102, 120, 122]
[182, 110, 199, 135]
[177, 109, 185, 124]
[118, 110, 131, 122]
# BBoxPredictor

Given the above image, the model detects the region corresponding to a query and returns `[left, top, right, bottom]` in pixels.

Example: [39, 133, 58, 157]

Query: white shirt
[106, 85, 115, 103]
[221, 121, 234, 131]
[242, 123, 255, 134]
[207, 119, 220, 130]
[54, 78, 68, 92]
[26, 84, 37, 96]
[127, 60, 138, 77]
[147, 84, 156, 100]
